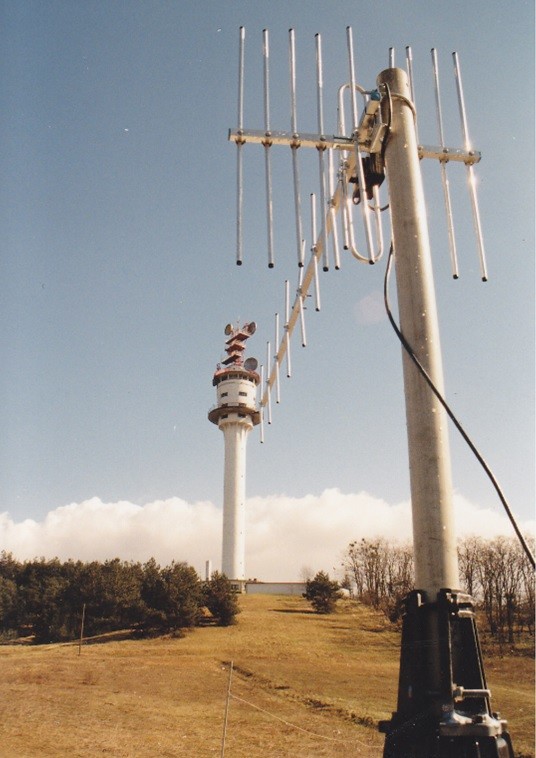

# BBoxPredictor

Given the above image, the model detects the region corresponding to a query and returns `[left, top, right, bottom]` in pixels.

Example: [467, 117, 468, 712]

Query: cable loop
[389, 91, 417, 121]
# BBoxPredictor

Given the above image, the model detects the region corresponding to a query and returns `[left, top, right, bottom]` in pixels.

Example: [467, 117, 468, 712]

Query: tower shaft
[221, 418, 251, 581]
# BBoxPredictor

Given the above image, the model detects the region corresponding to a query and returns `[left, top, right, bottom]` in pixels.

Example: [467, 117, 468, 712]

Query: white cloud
[1, 490, 533, 582]
[0, 497, 221, 576]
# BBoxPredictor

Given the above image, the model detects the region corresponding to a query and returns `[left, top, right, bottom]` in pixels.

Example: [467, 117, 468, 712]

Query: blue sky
[1, 1, 534, 564]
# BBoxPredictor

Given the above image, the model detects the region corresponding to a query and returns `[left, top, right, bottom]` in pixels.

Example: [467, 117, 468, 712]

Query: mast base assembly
[379, 589, 514, 758]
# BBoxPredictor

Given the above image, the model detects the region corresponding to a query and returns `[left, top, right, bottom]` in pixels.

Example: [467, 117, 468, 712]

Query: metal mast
[378, 66, 459, 597]
[375, 66, 512, 757]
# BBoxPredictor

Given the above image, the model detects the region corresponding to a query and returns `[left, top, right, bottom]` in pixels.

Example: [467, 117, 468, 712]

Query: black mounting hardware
[350, 154, 385, 203]
[380, 589, 514, 758]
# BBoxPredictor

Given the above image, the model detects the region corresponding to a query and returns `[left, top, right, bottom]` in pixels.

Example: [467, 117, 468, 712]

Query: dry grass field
[0, 594, 533, 757]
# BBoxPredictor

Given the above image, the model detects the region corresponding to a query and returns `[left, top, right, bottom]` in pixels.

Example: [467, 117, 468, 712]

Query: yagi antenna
[230, 28, 487, 424]
[226, 27, 519, 756]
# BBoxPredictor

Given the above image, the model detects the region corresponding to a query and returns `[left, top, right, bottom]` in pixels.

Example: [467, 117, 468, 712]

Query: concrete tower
[208, 322, 260, 588]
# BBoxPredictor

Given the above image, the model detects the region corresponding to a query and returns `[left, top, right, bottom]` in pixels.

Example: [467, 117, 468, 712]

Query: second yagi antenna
[230, 26, 487, 434]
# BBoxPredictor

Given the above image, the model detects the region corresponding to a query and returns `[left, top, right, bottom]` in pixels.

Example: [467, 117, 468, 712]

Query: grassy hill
[0, 594, 533, 757]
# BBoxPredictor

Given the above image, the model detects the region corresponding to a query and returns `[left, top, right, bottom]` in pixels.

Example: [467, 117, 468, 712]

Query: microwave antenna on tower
[228, 26, 515, 758]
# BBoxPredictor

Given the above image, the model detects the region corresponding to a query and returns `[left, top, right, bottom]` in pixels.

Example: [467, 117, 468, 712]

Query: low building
[244, 581, 307, 596]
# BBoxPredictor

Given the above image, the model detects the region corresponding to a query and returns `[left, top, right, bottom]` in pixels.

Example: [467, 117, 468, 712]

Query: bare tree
[342, 538, 414, 621]
[457, 536, 482, 600]
[518, 536, 535, 635]
[342, 534, 533, 641]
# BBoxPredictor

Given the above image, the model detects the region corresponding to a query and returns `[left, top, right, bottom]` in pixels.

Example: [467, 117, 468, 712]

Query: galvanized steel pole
[377, 66, 460, 600]
[378, 66, 513, 758]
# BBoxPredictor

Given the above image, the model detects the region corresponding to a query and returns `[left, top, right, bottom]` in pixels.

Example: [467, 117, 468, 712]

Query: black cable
[384, 242, 535, 570]
[379, 82, 392, 166]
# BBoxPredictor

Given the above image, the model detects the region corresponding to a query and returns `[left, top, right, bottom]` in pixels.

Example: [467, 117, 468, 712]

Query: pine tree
[303, 571, 341, 614]
[203, 572, 240, 626]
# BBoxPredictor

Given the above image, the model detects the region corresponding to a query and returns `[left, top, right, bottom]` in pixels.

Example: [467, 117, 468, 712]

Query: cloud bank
[1, 490, 533, 582]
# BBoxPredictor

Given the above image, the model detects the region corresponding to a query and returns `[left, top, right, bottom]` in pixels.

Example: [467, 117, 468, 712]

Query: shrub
[303, 571, 341, 614]
[203, 572, 240, 626]
[159, 562, 203, 629]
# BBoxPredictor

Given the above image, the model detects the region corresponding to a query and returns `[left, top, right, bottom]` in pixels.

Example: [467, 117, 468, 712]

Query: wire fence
[220, 661, 384, 757]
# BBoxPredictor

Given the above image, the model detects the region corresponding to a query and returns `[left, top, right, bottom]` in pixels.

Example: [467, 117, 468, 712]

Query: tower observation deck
[208, 322, 260, 586]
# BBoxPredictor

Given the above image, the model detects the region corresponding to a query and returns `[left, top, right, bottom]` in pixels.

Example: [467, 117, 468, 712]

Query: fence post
[221, 661, 234, 757]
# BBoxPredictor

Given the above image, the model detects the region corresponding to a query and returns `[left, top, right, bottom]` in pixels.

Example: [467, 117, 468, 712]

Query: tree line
[341, 536, 534, 642]
[0, 552, 239, 644]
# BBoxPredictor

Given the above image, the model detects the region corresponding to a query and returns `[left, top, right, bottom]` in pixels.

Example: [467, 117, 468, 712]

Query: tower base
[228, 579, 246, 594]
[379, 589, 514, 758]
